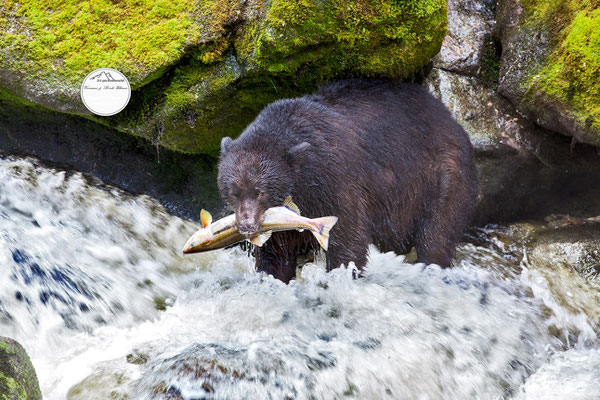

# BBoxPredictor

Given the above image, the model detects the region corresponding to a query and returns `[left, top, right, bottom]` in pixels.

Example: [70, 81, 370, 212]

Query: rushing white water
[0, 155, 598, 399]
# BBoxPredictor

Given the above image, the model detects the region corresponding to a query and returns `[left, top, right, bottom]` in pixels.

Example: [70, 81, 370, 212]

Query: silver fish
[182, 197, 338, 254]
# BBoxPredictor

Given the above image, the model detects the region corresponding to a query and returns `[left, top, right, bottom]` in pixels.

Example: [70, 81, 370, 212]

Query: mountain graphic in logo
[90, 71, 120, 82]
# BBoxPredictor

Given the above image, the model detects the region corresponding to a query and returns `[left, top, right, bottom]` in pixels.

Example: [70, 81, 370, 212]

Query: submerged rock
[0, 0, 447, 154]
[0, 337, 42, 400]
[527, 215, 600, 279]
[496, 0, 600, 147]
[471, 216, 600, 343]
[517, 348, 600, 399]
[478, 215, 600, 279]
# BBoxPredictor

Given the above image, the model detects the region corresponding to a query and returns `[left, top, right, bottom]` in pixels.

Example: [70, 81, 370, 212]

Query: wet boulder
[478, 215, 600, 279]
[527, 216, 600, 278]
[472, 213, 600, 281]
[0, 0, 447, 155]
[0, 337, 42, 400]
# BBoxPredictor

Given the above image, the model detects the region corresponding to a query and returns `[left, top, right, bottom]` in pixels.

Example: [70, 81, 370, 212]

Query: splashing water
[0, 156, 598, 399]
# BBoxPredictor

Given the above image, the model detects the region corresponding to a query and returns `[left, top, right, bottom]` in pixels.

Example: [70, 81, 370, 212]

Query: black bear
[218, 79, 478, 283]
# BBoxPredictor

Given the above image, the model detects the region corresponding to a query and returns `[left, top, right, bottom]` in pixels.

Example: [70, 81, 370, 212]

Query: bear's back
[235, 78, 471, 172]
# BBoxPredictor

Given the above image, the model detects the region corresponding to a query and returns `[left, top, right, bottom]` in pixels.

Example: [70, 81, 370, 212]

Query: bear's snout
[237, 219, 260, 235]
[236, 199, 263, 235]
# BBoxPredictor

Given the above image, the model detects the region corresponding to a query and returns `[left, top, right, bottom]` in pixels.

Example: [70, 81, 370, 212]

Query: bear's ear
[220, 137, 233, 155]
[286, 142, 310, 163]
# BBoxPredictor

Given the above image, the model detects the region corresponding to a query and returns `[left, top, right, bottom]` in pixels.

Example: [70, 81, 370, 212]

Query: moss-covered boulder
[0, 0, 447, 154]
[496, 0, 600, 147]
[0, 337, 42, 400]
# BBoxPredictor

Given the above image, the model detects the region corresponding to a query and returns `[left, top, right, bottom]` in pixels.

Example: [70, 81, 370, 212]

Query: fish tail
[311, 216, 338, 250]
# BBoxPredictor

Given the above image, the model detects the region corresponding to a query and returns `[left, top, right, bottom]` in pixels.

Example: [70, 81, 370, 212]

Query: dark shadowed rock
[0, 337, 42, 400]
[0, 92, 224, 221]
[428, 68, 600, 224]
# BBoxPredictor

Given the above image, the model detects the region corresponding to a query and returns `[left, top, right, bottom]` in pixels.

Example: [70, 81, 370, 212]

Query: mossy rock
[496, 0, 600, 146]
[0, 337, 42, 400]
[0, 0, 447, 154]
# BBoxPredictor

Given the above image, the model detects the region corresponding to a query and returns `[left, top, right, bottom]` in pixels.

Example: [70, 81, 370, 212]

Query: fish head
[182, 226, 214, 254]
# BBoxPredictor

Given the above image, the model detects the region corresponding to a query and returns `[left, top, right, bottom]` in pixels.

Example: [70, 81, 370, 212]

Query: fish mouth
[182, 245, 196, 254]
[182, 233, 204, 254]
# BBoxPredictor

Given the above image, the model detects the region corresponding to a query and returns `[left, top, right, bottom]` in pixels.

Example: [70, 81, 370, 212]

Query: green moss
[0, 373, 26, 400]
[0, 0, 225, 89]
[522, 1, 600, 144]
[158, 67, 313, 155]
[1, 0, 447, 154]
[520, 0, 584, 35]
[126, 351, 148, 365]
[123, 0, 447, 154]
[243, 0, 447, 78]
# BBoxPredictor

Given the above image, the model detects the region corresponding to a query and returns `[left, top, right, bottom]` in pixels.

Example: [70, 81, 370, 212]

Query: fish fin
[311, 216, 338, 250]
[284, 196, 301, 215]
[249, 231, 272, 247]
[200, 209, 212, 228]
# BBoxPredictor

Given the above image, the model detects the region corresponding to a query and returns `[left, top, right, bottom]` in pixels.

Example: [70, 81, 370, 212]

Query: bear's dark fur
[218, 79, 478, 283]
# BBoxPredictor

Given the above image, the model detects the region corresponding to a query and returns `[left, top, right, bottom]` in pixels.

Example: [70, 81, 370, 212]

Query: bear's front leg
[325, 223, 370, 276]
[253, 231, 302, 283]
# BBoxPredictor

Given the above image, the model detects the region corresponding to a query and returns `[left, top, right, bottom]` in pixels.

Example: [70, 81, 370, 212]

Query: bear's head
[217, 136, 310, 235]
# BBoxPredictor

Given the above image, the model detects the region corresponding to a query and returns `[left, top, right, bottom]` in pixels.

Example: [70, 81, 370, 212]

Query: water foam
[0, 156, 597, 399]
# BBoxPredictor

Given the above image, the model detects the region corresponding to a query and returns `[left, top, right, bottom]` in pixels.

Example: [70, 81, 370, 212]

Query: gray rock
[434, 0, 496, 76]
[495, 0, 553, 116]
[427, 0, 600, 223]
[0, 337, 42, 400]
[427, 68, 526, 152]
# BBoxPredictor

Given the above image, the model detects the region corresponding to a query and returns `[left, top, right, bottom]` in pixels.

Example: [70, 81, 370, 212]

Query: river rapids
[0, 155, 598, 399]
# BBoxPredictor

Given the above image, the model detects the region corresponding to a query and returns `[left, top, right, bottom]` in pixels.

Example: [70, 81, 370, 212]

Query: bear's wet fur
[218, 78, 478, 283]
